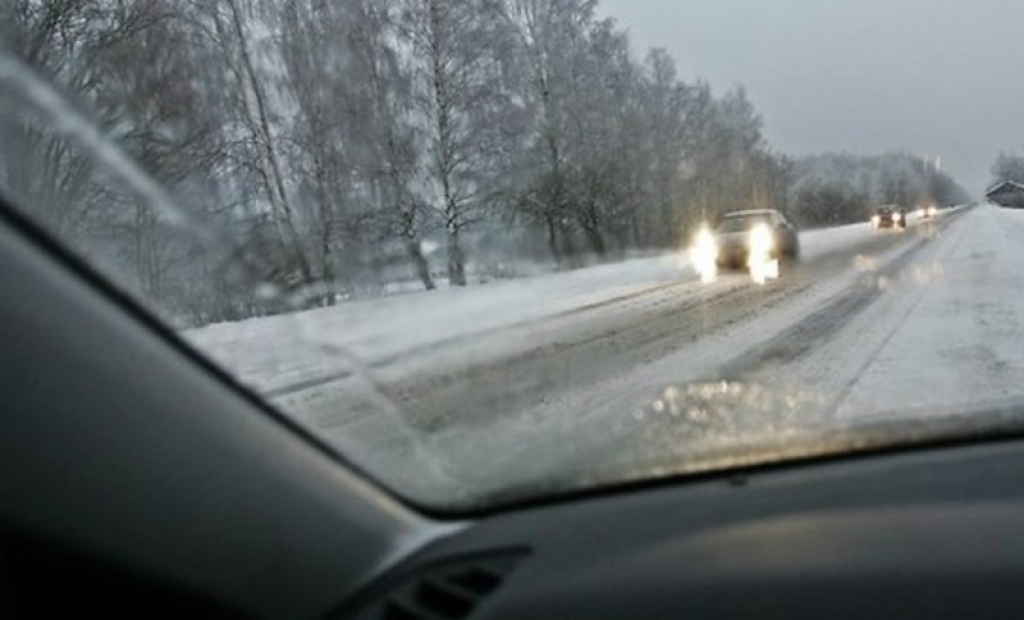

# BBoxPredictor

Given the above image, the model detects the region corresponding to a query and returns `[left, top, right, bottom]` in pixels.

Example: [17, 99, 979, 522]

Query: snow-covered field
[181, 205, 1024, 508]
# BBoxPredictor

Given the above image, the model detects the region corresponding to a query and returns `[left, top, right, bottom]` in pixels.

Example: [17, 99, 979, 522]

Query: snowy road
[183, 204, 1024, 507]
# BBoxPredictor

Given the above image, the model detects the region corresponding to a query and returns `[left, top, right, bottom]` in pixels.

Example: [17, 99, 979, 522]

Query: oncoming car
[691, 209, 800, 284]
[715, 210, 800, 267]
[871, 205, 908, 229]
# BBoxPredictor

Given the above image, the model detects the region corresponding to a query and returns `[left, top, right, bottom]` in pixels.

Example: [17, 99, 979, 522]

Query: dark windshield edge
[0, 195, 427, 517]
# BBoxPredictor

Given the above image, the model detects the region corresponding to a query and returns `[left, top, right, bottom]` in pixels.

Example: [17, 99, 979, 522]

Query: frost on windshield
[3, 0, 1022, 511]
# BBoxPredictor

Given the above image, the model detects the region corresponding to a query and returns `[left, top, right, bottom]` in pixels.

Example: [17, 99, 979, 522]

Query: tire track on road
[265, 220, 943, 402]
[385, 221, 946, 434]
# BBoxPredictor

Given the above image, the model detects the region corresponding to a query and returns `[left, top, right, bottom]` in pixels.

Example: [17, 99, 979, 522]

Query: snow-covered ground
[829, 205, 1024, 418]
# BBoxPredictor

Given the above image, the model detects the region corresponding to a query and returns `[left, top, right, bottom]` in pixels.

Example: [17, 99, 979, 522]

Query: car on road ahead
[872, 205, 908, 229]
[713, 209, 800, 269]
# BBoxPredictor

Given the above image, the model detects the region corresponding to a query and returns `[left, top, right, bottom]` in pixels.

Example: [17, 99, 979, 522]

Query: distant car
[920, 205, 939, 219]
[713, 209, 800, 269]
[872, 205, 907, 230]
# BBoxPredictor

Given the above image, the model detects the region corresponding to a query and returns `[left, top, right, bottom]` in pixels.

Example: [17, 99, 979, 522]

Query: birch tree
[399, 0, 522, 286]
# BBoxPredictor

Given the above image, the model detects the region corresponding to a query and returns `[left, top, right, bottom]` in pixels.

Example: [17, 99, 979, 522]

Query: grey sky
[599, 0, 1024, 195]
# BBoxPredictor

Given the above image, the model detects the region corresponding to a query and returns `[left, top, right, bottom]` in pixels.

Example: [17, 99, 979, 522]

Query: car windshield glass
[718, 216, 771, 233]
[3, 0, 1024, 512]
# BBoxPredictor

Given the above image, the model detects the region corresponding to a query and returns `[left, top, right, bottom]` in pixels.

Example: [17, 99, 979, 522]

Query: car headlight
[690, 224, 719, 283]
[749, 223, 774, 255]
[694, 226, 717, 253]
[689, 219, 716, 254]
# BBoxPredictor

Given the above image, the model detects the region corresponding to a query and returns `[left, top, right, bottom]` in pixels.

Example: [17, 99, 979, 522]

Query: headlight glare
[690, 223, 719, 284]
[749, 223, 774, 254]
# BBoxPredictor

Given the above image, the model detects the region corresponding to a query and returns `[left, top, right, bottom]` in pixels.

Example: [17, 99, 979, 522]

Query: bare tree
[193, 0, 313, 287]
[399, 0, 522, 286]
[347, 0, 436, 290]
[502, 0, 596, 261]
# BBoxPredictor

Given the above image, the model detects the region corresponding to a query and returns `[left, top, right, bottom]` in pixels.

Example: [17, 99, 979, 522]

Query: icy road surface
[184, 205, 1024, 506]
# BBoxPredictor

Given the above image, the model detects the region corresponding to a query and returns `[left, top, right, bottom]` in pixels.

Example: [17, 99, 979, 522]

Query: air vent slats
[416, 579, 476, 618]
[423, 577, 480, 604]
[384, 598, 448, 620]
[446, 567, 502, 596]
[383, 599, 424, 620]
[345, 550, 529, 620]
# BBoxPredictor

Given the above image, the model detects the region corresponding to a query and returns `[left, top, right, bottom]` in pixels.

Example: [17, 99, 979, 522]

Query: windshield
[2, 0, 1024, 511]
[717, 216, 772, 234]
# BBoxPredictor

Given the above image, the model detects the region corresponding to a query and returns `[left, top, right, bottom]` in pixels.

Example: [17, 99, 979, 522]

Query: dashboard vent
[346, 551, 528, 620]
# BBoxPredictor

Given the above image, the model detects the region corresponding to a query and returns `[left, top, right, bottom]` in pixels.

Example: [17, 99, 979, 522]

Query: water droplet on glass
[255, 282, 281, 300]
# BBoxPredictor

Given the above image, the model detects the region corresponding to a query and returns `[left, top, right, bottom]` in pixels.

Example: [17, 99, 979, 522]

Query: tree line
[790, 151, 970, 227]
[991, 151, 1024, 187]
[0, 0, 970, 327]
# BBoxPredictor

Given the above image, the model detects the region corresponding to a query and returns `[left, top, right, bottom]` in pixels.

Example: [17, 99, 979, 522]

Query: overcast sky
[599, 0, 1024, 195]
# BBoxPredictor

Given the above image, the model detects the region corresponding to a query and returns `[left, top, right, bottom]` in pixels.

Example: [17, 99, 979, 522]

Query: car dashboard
[337, 438, 1024, 620]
